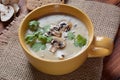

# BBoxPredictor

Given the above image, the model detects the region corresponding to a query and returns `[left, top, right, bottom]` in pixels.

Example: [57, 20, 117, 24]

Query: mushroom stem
[50, 46, 57, 53]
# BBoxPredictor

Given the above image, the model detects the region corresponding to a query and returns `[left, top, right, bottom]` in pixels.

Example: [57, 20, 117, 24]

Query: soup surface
[25, 14, 89, 60]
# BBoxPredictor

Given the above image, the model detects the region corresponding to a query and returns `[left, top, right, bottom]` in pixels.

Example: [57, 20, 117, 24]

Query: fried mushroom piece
[50, 37, 66, 53]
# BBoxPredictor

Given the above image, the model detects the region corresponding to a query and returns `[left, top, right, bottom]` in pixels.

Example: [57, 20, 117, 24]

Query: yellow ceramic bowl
[18, 4, 113, 75]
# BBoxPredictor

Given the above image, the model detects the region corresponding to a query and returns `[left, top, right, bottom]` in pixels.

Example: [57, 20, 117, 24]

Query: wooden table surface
[0, 0, 120, 80]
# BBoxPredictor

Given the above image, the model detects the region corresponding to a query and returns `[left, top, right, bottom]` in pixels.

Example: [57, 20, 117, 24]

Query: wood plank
[102, 26, 120, 80]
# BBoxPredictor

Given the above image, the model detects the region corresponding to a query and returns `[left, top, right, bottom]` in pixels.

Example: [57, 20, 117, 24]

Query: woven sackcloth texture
[0, 1, 120, 80]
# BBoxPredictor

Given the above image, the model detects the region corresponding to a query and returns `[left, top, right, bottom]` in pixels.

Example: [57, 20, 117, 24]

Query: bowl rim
[18, 3, 94, 62]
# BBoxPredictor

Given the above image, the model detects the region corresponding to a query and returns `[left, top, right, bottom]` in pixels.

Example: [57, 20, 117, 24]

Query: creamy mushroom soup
[25, 14, 89, 60]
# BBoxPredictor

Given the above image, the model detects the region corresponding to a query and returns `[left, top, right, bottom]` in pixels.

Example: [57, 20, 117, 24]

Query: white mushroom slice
[1, 5, 14, 22]
[11, 3, 19, 13]
[62, 32, 67, 40]
[0, 3, 6, 12]
[56, 51, 65, 60]
[50, 37, 66, 53]
[9, 0, 19, 4]
[0, 3, 6, 21]
[2, 0, 9, 5]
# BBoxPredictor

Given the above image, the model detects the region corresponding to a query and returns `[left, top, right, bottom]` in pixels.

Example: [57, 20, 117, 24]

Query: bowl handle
[87, 36, 113, 57]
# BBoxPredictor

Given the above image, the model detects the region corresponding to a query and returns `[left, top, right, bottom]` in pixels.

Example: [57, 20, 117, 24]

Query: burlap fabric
[0, 1, 120, 80]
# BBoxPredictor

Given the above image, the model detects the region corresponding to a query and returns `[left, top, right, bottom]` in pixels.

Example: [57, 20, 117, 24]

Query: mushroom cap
[2, 0, 9, 5]
[0, 3, 6, 11]
[50, 37, 66, 53]
[0, 3, 6, 21]
[51, 37, 66, 48]
[11, 3, 19, 13]
[50, 24, 59, 31]
[1, 5, 14, 22]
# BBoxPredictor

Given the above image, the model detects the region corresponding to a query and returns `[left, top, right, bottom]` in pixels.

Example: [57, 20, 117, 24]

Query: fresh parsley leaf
[25, 34, 37, 44]
[31, 42, 46, 52]
[38, 35, 47, 44]
[42, 25, 51, 33]
[33, 28, 44, 37]
[40, 44, 46, 50]
[33, 31, 40, 37]
[29, 20, 39, 31]
[67, 32, 75, 40]
[38, 34, 52, 43]
[47, 36, 52, 43]
[38, 28, 45, 34]
[74, 34, 87, 47]
[74, 40, 79, 47]
[33, 25, 50, 36]
[31, 42, 41, 52]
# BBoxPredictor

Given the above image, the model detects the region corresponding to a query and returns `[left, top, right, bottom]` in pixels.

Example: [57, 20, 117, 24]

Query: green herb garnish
[25, 21, 52, 52]
[74, 34, 87, 47]
[38, 35, 52, 44]
[46, 36, 52, 43]
[38, 35, 47, 44]
[31, 42, 46, 52]
[29, 20, 39, 31]
[25, 34, 37, 44]
[37, 28, 45, 34]
[42, 25, 51, 33]
[67, 31, 75, 40]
